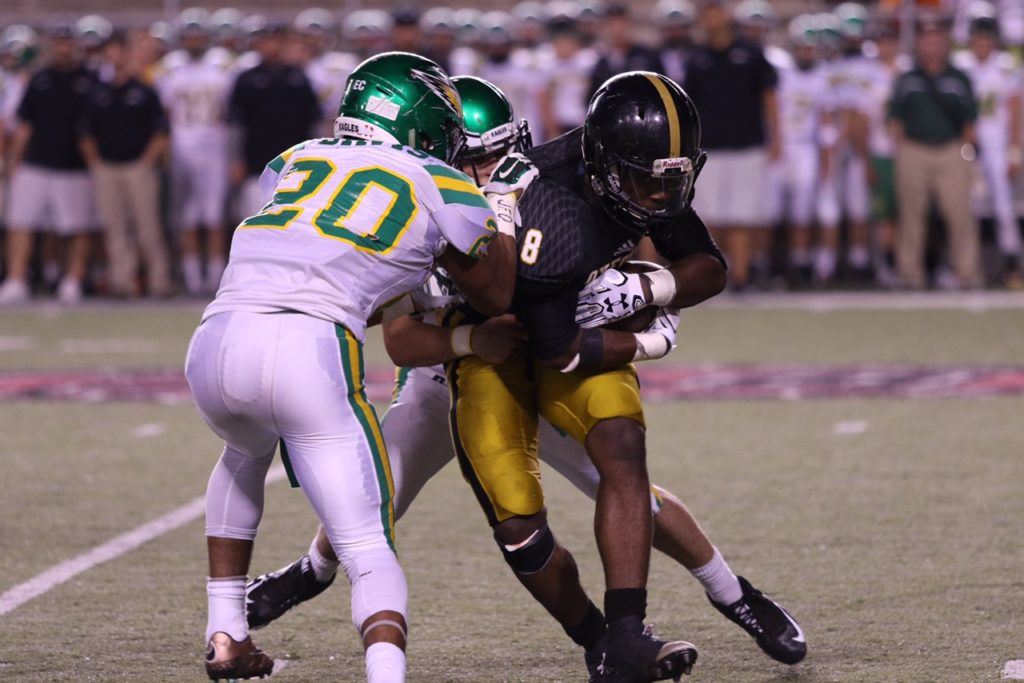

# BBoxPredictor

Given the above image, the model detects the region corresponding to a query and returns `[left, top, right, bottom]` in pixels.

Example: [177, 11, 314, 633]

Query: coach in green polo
[888, 14, 979, 289]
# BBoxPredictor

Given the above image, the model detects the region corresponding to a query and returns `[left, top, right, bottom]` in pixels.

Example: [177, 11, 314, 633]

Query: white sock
[848, 245, 870, 268]
[309, 538, 339, 584]
[205, 256, 226, 291]
[206, 576, 249, 642]
[182, 255, 203, 295]
[690, 548, 743, 606]
[365, 642, 406, 683]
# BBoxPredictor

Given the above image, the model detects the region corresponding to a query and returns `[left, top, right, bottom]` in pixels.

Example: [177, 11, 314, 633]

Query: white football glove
[575, 268, 649, 329]
[483, 153, 539, 196]
[632, 307, 680, 362]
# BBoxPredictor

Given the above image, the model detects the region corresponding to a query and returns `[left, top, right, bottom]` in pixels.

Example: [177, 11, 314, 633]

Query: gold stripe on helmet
[645, 74, 680, 158]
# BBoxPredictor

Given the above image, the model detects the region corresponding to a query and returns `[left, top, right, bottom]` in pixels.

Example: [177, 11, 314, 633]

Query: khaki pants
[894, 141, 979, 288]
[93, 160, 170, 295]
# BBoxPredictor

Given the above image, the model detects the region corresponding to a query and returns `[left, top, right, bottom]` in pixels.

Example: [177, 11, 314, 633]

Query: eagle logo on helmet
[410, 68, 463, 116]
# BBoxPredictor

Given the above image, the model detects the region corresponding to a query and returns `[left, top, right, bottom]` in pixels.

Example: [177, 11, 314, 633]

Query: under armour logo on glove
[483, 153, 539, 197]
[575, 268, 649, 328]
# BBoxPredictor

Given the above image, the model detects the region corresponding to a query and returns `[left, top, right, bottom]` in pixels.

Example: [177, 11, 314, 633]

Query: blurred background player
[954, 1, 1023, 287]
[80, 31, 170, 298]
[342, 9, 392, 62]
[419, 7, 457, 72]
[859, 18, 910, 288]
[655, 0, 697, 86]
[587, 3, 665, 101]
[684, 0, 780, 292]
[768, 16, 837, 288]
[475, 12, 547, 145]
[294, 8, 358, 135]
[0, 25, 97, 305]
[227, 20, 319, 222]
[537, 11, 596, 140]
[158, 9, 233, 296]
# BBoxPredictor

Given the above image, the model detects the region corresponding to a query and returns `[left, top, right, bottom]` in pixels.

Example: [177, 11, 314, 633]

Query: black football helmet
[583, 71, 705, 235]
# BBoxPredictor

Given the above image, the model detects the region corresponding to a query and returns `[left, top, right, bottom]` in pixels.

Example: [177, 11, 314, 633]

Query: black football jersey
[510, 128, 725, 361]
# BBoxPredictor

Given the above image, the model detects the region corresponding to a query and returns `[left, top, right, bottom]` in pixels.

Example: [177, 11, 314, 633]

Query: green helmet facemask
[452, 75, 532, 184]
[335, 51, 467, 165]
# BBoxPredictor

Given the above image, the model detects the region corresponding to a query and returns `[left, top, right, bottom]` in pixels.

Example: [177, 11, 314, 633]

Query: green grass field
[1, 300, 1022, 681]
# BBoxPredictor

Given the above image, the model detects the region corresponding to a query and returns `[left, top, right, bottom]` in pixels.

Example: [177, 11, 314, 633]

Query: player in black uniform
[445, 73, 727, 682]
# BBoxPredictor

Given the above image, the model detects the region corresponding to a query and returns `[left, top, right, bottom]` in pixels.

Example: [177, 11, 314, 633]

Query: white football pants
[186, 311, 407, 632]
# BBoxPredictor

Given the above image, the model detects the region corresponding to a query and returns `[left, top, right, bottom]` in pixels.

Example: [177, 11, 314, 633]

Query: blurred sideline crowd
[0, 0, 1023, 305]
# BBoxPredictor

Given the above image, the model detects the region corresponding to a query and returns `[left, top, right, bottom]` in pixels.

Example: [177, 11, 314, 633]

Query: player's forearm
[660, 253, 727, 309]
[538, 328, 642, 371]
[382, 316, 461, 367]
[441, 235, 516, 317]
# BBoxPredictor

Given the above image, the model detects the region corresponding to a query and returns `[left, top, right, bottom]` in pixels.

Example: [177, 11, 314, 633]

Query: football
[603, 260, 663, 333]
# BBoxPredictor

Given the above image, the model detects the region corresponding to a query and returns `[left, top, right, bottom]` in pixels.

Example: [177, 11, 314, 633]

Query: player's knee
[491, 468, 545, 518]
[494, 515, 556, 576]
[587, 418, 647, 472]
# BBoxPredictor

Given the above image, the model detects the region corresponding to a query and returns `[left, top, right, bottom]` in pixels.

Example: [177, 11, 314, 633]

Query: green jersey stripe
[439, 188, 492, 209]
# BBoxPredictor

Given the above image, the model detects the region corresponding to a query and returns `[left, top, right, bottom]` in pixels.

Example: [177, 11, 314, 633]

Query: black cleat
[585, 634, 608, 683]
[709, 576, 806, 665]
[246, 555, 335, 630]
[597, 617, 697, 682]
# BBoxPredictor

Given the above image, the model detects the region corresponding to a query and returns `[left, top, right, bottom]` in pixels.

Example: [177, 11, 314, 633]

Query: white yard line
[832, 420, 869, 436]
[0, 467, 287, 617]
[1003, 661, 1024, 679]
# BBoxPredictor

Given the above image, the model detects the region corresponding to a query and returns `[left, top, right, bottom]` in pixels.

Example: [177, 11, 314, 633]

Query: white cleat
[57, 278, 82, 305]
[0, 279, 30, 305]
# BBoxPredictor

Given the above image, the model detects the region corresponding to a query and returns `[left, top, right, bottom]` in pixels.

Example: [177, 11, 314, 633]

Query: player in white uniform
[245, 76, 808, 672]
[185, 53, 515, 681]
[829, 3, 875, 280]
[859, 24, 910, 287]
[294, 8, 359, 135]
[536, 14, 597, 140]
[158, 10, 233, 295]
[954, 7, 1024, 286]
[475, 15, 548, 144]
[768, 19, 837, 286]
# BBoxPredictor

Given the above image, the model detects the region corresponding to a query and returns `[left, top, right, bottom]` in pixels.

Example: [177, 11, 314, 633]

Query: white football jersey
[777, 64, 833, 147]
[536, 44, 597, 133]
[860, 56, 910, 158]
[203, 138, 498, 341]
[158, 57, 232, 152]
[953, 50, 1021, 141]
[478, 52, 549, 144]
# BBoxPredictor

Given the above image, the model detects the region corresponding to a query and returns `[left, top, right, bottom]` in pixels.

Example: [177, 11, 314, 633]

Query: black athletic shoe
[585, 634, 608, 683]
[708, 576, 806, 665]
[597, 617, 697, 682]
[246, 555, 335, 630]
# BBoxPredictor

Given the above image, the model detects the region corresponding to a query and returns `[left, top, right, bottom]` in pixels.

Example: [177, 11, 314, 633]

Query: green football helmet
[452, 75, 531, 181]
[335, 51, 466, 165]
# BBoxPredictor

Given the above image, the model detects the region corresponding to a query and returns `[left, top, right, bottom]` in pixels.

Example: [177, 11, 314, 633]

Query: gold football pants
[447, 352, 645, 525]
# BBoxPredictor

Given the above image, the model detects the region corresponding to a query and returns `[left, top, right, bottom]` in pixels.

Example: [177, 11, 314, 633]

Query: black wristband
[577, 328, 604, 370]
